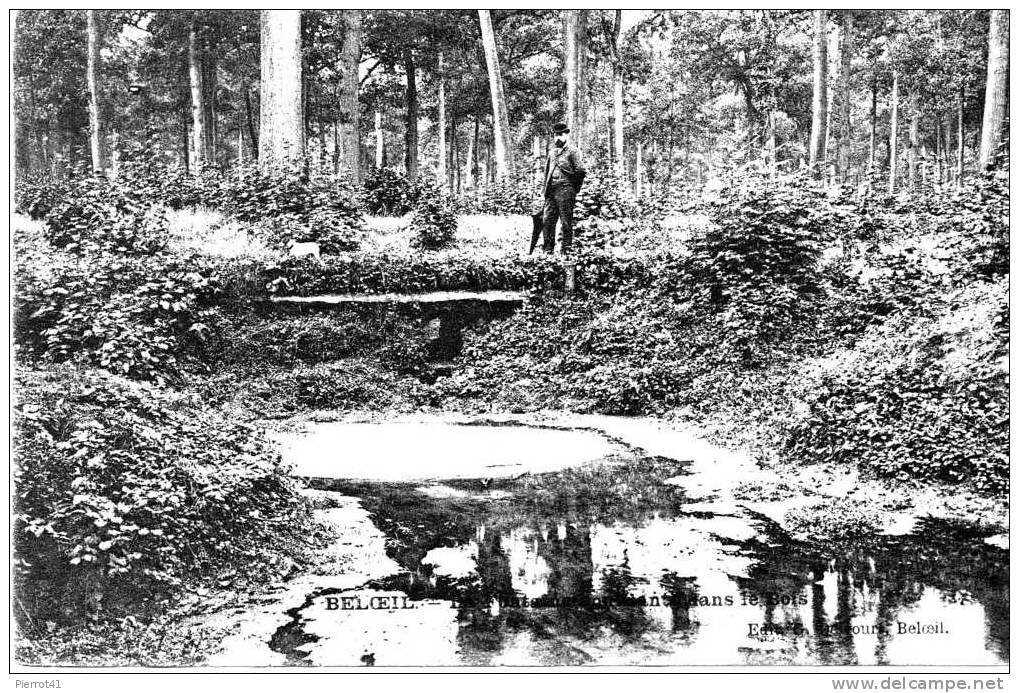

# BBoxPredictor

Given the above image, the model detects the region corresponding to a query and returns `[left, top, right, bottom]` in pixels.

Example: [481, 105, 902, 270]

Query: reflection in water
[308, 455, 1008, 666]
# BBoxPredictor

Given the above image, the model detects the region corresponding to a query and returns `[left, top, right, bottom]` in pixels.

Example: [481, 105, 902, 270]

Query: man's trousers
[541, 182, 577, 254]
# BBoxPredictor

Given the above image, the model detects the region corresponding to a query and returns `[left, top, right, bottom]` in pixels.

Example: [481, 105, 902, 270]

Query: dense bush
[14, 247, 223, 384]
[574, 169, 640, 223]
[16, 159, 366, 255]
[927, 171, 1009, 281]
[408, 189, 458, 250]
[21, 172, 168, 256]
[13, 366, 312, 625]
[462, 177, 536, 216]
[784, 279, 1009, 493]
[362, 166, 425, 215]
[689, 174, 833, 358]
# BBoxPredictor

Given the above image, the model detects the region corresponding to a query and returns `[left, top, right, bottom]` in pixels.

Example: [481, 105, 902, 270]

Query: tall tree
[478, 10, 513, 179]
[807, 9, 828, 178]
[907, 97, 920, 189]
[403, 47, 419, 181]
[337, 10, 362, 183]
[437, 51, 447, 186]
[836, 11, 854, 182]
[188, 15, 212, 171]
[563, 10, 589, 152]
[85, 10, 105, 174]
[374, 110, 384, 167]
[957, 87, 965, 185]
[978, 9, 1008, 170]
[610, 10, 625, 179]
[889, 68, 900, 192]
[258, 10, 305, 169]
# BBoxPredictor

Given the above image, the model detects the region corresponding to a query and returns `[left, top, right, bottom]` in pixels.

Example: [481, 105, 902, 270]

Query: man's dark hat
[553, 122, 570, 135]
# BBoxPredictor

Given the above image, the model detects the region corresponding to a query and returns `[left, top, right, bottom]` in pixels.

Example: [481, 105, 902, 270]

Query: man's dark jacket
[543, 144, 587, 196]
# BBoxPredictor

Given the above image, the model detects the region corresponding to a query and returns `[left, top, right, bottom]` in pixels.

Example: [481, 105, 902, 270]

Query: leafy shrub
[15, 172, 70, 220]
[18, 158, 367, 254]
[574, 169, 640, 223]
[784, 279, 1009, 494]
[363, 166, 424, 215]
[408, 190, 458, 250]
[689, 173, 832, 357]
[463, 177, 536, 216]
[14, 246, 223, 384]
[31, 174, 168, 256]
[13, 366, 312, 625]
[927, 171, 1009, 281]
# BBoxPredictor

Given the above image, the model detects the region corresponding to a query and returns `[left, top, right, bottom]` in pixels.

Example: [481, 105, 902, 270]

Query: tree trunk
[837, 11, 853, 182]
[258, 10, 305, 170]
[808, 10, 828, 178]
[450, 114, 459, 192]
[765, 112, 777, 173]
[869, 73, 878, 175]
[937, 116, 946, 184]
[635, 141, 643, 200]
[957, 86, 965, 186]
[374, 110, 384, 167]
[201, 43, 217, 162]
[888, 70, 899, 193]
[464, 118, 476, 190]
[978, 9, 1009, 170]
[244, 86, 258, 157]
[188, 17, 212, 172]
[403, 48, 419, 181]
[85, 10, 105, 175]
[182, 109, 190, 173]
[478, 10, 514, 180]
[612, 10, 625, 179]
[907, 98, 919, 189]
[437, 51, 447, 187]
[563, 10, 589, 153]
[338, 9, 362, 183]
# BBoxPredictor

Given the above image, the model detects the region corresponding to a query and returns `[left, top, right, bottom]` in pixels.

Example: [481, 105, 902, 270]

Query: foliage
[782, 499, 882, 544]
[408, 189, 458, 250]
[783, 279, 1009, 493]
[689, 173, 833, 357]
[575, 168, 640, 222]
[462, 177, 537, 216]
[15, 617, 229, 666]
[362, 166, 425, 215]
[260, 248, 660, 296]
[17, 168, 168, 256]
[198, 360, 434, 416]
[12, 366, 312, 625]
[14, 246, 223, 385]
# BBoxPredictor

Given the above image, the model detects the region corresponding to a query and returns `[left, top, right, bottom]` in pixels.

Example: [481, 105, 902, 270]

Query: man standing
[541, 122, 587, 254]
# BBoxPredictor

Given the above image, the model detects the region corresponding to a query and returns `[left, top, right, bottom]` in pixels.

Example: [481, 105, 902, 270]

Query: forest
[12, 10, 1010, 190]
[11, 9, 1010, 666]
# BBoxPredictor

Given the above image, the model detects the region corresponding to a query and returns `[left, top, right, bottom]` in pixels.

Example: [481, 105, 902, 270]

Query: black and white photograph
[8, 6, 1011, 680]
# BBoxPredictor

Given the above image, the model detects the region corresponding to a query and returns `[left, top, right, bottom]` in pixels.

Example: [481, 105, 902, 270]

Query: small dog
[288, 239, 321, 260]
